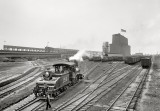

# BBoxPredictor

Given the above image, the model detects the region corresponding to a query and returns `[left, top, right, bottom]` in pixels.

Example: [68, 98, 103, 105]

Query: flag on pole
[121, 29, 126, 32]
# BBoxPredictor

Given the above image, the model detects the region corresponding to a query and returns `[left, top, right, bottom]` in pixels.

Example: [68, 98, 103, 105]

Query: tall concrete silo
[102, 42, 109, 56]
[110, 33, 130, 56]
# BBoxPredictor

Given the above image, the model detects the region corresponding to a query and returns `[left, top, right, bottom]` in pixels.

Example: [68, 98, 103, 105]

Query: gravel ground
[0, 61, 33, 81]
[137, 69, 160, 111]
[0, 79, 37, 111]
[87, 66, 141, 111]
[137, 56, 160, 111]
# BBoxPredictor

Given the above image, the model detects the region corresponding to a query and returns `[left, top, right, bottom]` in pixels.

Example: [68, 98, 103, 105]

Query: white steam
[69, 50, 89, 62]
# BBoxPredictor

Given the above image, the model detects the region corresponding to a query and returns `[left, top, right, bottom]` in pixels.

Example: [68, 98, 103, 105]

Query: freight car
[82, 55, 90, 60]
[101, 56, 109, 62]
[33, 61, 84, 99]
[89, 55, 101, 62]
[141, 57, 151, 68]
[101, 56, 123, 62]
[124, 56, 141, 64]
[112, 56, 124, 61]
[92, 56, 102, 61]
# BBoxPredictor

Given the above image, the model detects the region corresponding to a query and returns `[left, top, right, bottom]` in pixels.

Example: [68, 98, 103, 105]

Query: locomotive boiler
[33, 61, 84, 99]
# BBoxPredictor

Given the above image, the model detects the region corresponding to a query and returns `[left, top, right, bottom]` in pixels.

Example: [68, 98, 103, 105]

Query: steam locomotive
[33, 61, 84, 99]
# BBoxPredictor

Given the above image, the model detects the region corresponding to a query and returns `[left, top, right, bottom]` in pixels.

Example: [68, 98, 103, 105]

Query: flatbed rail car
[141, 57, 152, 68]
[33, 61, 84, 99]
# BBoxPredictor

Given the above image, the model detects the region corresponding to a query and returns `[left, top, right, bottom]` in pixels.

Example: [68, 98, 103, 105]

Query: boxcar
[124, 56, 140, 64]
[141, 58, 151, 68]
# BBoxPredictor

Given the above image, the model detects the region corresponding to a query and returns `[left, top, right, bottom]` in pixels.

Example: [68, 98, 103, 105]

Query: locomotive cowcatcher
[33, 61, 84, 99]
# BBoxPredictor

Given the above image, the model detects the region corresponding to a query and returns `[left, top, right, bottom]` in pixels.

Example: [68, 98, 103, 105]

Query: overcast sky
[0, 0, 160, 54]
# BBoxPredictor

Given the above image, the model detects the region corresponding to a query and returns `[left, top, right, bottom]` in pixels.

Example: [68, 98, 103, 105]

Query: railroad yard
[1, 0, 160, 110]
[0, 55, 158, 111]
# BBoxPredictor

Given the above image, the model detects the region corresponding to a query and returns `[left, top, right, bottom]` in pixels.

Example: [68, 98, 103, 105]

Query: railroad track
[33, 62, 129, 111]
[82, 62, 100, 76]
[0, 68, 42, 99]
[105, 69, 150, 111]
[13, 80, 87, 111]
[85, 67, 142, 111]
[4, 61, 103, 111]
[83, 67, 147, 111]
[85, 62, 125, 81]
[7, 62, 130, 111]
[51, 64, 137, 111]
[75, 68, 142, 111]
[0, 66, 39, 88]
[14, 97, 42, 111]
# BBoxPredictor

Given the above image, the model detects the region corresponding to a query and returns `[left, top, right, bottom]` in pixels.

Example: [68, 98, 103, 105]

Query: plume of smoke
[69, 50, 89, 62]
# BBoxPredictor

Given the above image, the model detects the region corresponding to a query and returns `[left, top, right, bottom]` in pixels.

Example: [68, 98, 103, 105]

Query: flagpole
[120, 29, 126, 36]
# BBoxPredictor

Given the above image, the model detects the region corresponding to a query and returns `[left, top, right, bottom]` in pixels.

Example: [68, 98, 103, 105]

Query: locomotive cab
[33, 61, 83, 99]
